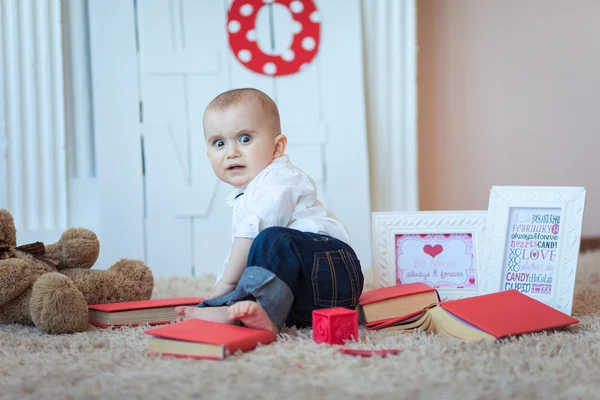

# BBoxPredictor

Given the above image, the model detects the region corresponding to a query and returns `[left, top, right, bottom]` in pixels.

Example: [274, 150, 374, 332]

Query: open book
[145, 319, 277, 360]
[367, 290, 578, 340]
[357, 282, 439, 324]
[88, 297, 204, 327]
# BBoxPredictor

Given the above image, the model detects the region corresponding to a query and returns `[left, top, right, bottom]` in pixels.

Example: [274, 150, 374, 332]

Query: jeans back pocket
[311, 249, 362, 308]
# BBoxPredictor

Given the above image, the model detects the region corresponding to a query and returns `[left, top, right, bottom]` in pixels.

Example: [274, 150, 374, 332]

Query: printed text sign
[395, 234, 477, 289]
[502, 207, 561, 297]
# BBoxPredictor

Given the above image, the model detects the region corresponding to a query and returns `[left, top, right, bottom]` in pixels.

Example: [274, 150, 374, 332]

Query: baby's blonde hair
[205, 88, 281, 135]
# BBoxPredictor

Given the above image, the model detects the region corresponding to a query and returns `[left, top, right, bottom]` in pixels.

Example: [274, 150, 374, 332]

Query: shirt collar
[224, 154, 290, 207]
[272, 154, 290, 164]
[225, 188, 244, 207]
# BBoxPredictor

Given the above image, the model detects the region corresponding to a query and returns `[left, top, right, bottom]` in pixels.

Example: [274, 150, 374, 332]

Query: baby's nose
[226, 146, 241, 158]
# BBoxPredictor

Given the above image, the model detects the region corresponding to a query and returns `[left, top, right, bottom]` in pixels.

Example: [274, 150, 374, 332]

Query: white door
[89, 0, 371, 277]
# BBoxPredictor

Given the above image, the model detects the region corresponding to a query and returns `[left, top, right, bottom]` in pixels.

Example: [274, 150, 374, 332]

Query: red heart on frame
[423, 244, 443, 258]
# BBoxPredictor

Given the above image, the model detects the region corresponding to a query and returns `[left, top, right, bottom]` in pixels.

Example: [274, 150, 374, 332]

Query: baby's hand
[207, 281, 236, 299]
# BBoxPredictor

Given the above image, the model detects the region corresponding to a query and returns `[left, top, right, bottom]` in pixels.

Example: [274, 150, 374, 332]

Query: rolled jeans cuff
[198, 266, 294, 328]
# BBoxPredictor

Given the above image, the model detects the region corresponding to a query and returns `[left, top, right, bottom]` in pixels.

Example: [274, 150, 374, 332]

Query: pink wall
[417, 0, 599, 236]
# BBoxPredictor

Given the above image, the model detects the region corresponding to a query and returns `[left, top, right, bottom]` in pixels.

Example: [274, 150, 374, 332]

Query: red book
[357, 283, 439, 324]
[145, 319, 277, 360]
[374, 290, 579, 340]
[88, 297, 204, 328]
[439, 290, 578, 338]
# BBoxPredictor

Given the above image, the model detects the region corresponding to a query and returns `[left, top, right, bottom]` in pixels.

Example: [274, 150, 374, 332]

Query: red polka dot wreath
[228, 0, 321, 76]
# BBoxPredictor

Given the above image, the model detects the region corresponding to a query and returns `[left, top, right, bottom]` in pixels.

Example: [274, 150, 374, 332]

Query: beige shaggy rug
[1, 251, 600, 400]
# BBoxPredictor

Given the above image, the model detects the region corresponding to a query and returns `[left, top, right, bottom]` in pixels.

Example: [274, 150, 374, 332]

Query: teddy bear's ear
[0, 209, 17, 247]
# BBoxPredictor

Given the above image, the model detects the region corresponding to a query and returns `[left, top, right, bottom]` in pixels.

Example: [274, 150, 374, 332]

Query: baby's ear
[273, 134, 287, 158]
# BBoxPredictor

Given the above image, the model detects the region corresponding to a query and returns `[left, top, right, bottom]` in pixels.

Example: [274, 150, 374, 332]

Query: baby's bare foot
[228, 301, 279, 334]
[174, 306, 231, 324]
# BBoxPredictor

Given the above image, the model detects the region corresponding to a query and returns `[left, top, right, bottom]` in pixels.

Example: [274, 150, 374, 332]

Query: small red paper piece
[312, 308, 358, 345]
[337, 348, 401, 358]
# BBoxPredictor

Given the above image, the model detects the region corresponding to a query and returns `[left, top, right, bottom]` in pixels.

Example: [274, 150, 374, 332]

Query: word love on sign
[227, 0, 321, 76]
[395, 234, 477, 290]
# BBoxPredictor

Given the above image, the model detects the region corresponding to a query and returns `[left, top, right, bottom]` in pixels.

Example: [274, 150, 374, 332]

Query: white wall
[63, 0, 100, 229]
[362, 0, 418, 213]
[418, 0, 600, 236]
[0, 84, 6, 207]
[0, 0, 69, 244]
[72, 0, 420, 225]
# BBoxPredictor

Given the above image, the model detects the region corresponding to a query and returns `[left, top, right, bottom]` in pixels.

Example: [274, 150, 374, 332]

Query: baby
[175, 88, 364, 333]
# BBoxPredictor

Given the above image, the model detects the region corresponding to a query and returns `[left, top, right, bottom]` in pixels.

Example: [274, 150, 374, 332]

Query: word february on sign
[395, 234, 477, 290]
[502, 208, 561, 297]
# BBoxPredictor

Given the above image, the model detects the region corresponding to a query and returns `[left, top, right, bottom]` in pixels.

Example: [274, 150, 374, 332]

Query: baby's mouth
[227, 164, 245, 171]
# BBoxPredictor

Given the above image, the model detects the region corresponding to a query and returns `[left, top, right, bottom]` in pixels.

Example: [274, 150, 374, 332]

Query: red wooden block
[312, 307, 358, 345]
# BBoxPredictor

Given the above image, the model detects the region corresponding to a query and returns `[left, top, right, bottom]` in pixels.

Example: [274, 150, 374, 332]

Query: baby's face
[204, 102, 280, 188]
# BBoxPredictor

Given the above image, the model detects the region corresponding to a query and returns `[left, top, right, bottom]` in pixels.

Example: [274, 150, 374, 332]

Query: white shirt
[216, 154, 350, 282]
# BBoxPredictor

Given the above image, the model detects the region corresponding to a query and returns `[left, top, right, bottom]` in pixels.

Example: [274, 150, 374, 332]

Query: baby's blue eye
[239, 135, 251, 144]
[214, 140, 225, 148]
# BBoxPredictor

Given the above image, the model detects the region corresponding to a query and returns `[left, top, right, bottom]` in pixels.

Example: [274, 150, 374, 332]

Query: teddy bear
[0, 208, 154, 334]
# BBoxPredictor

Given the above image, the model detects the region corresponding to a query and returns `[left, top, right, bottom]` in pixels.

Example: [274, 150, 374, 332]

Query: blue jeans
[199, 227, 364, 329]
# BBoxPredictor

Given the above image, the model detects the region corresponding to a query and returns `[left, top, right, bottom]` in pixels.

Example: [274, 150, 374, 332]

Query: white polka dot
[263, 62, 277, 75]
[281, 50, 295, 62]
[240, 4, 254, 17]
[262, 0, 275, 3]
[302, 36, 316, 51]
[290, 1, 304, 13]
[238, 49, 252, 63]
[228, 20, 241, 33]
[292, 21, 303, 34]
[309, 11, 320, 23]
[246, 29, 257, 41]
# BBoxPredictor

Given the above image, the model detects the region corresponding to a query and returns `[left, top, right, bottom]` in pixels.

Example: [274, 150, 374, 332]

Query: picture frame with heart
[371, 210, 488, 300]
[482, 186, 586, 315]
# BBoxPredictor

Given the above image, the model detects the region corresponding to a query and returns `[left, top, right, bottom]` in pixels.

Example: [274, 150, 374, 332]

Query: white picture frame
[372, 211, 488, 300]
[482, 186, 586, 315]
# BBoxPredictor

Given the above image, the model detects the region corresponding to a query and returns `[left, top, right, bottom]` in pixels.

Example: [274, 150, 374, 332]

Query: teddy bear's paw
[30, 272, 89, 334]
[109, 259, 154, 299]
[0, 289, 34, 325]
[56, 228, 100, 270]
[0, 258, 35, 305]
